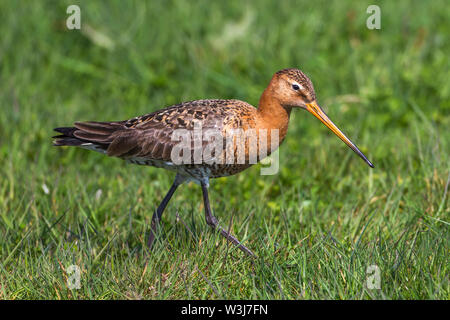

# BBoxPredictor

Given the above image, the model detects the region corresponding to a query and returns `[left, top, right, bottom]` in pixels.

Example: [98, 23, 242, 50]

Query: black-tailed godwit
[53, 68, 374, 257]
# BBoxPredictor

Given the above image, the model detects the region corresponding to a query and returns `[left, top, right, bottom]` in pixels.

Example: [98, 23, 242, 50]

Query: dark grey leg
[147, 175, 183, 249]
[201, 181, 255, 257]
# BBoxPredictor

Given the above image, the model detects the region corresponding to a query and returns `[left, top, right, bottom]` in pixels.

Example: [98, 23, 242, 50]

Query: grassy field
[0, 0, 448, 299]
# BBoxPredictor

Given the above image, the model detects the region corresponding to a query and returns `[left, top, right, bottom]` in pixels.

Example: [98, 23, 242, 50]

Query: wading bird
[53, 68, 373, 257]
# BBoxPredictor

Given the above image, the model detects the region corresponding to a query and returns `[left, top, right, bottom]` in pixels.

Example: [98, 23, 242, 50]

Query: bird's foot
[205, 216, 255, 258]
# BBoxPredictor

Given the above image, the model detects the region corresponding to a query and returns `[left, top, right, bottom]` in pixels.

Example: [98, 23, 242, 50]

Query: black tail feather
[54, 127, 77, 135]
[53, 126, 83, 146]
[52, 121, 125, 150]
[53, 137, 85, 146]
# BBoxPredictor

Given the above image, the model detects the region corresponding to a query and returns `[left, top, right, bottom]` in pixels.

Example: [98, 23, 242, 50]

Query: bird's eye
[292, 84, 300, 91]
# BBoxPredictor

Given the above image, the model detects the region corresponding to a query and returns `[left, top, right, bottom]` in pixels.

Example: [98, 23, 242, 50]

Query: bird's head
[271, 68, 317, 109]
[269, 68, 374, 168]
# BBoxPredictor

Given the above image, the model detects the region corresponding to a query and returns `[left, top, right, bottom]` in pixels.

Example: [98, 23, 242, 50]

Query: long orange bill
[306, 101, 374, 168]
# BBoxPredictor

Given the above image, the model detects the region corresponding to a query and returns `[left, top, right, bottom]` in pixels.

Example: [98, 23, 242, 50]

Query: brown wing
[56, 99, 257, 162]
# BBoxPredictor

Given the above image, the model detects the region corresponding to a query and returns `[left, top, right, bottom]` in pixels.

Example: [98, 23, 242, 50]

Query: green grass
[0, 0, 448, 299]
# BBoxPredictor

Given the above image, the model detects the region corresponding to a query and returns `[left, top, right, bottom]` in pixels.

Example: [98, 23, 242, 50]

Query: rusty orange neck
[256, 86, 292, 146]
